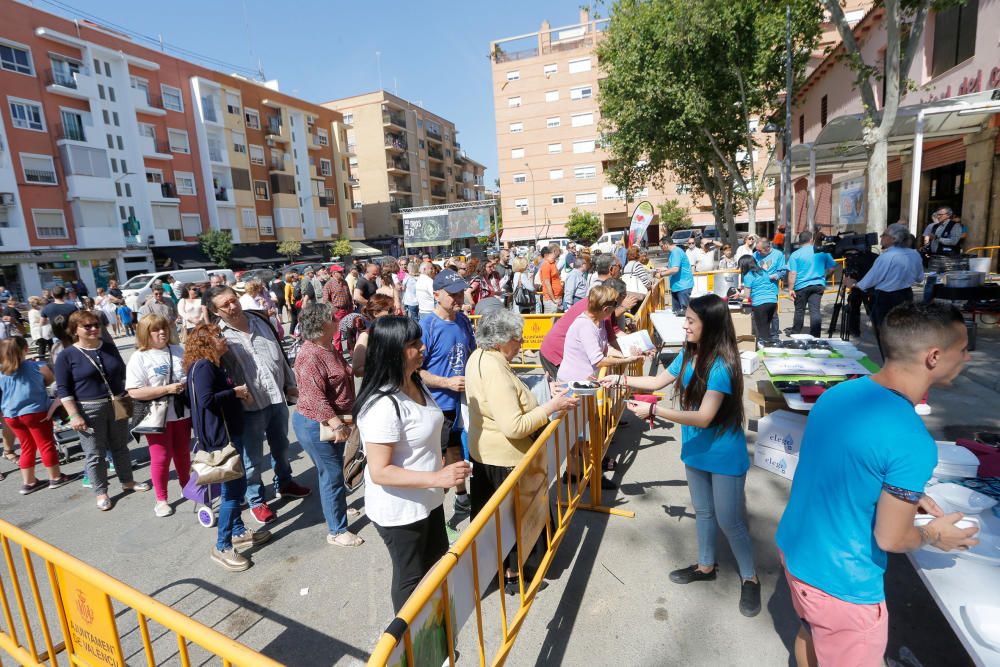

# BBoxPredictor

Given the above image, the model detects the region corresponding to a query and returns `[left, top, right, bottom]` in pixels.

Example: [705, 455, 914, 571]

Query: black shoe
[739, 579, 761, 617]
[600, 475, 618, 490]
[669, 564, 717, 584]
[504, 575, 549, 595]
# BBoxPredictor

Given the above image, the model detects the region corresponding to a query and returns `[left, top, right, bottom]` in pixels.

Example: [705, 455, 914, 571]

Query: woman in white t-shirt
[125, 314, 190, 518]
[354, 316, 472, 612]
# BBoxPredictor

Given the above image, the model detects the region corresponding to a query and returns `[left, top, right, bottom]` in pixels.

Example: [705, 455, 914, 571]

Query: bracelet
[68, 413, 80, 419]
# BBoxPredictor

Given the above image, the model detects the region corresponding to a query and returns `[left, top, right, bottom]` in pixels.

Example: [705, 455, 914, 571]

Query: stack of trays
[934, 441, 980, 480]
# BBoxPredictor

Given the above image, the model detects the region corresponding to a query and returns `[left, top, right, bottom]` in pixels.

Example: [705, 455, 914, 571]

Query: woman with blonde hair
[557, 286, 640, 382]
[125, 314, 190, 517]
[27, 296, 52, 361]
[239, 279, 282, 336]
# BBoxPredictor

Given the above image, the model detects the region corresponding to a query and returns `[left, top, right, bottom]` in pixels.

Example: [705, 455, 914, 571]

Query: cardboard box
[757, 409, 809, 455]
[748, 379, 785, 416]
[737, 335, 757, 353]
[731, 311, 753, 338]
[740, 350, 760, 375]
[753, 443, 799, 480]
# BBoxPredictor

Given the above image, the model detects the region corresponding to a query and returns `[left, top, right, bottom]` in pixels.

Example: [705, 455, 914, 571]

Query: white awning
[349, 241, 381, 257]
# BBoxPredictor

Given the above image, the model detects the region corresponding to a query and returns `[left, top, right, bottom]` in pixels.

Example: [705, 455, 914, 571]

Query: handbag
[513, 273, 535, 308]
[189, 361, 245, 485]
[76, 345, 132, 422]
[343, 427, 366, 493]
[622, 262, 649, 296]
[130, 349, 180, 436]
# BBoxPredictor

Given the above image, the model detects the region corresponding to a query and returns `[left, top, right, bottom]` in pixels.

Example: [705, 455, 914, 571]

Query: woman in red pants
[125, 314, 191, 517]
[0, 337, 73, 493]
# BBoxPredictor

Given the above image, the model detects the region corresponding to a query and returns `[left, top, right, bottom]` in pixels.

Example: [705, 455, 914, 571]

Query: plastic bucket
[969, 256, 992, 274]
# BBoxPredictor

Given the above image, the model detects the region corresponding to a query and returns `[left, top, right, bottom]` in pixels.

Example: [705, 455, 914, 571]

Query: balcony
[66, 174, 115, 201]
[348, 176, 359, 186]
[207, 141, 226, 164]
[56, 122, 87, 144]
[386, 157, 410, 173]
[388, 180, 410, 193]
[384, 134, 407, 152]
[132, 89, 166, 116]
[425, 126, 442, 141]
[427, 145, 444, 161]
[78, 225, 124, 249]
[346, 142, 357, 155]
[428, 168, 445, 181]
[318, 195, 331, 207]
[430, 186, 446, 198]
[45, 67, 96, 100]
[138, 135, 172, 160]
[382, 110, 406, 128]
[214, 186, 234, 205]
[146, 180, 180, 203]
[264, 117, 287, 141]
[309, 134, 327, 150]
[269, 156, 289, 173]
[352, 201, 363, 210]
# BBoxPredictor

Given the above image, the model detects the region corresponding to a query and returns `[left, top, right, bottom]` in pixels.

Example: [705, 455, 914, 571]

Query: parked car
[207, 268, 236, 285]
[590, 231, 626, 255]
[234, 268, 275, 292]
[120, 269, 210, 306]
[536, 238, 571, 252]
[666, 228, 697, 245]
[277, 262, 322, 278]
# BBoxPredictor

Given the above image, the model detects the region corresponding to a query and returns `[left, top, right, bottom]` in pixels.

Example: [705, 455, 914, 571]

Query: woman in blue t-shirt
[602, 293, 760, 617]
[739, 255, 779, 339]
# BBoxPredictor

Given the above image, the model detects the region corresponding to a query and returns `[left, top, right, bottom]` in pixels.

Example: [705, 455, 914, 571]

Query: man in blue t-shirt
[753, 238, 787, 337]
[776, 301, 977, 667]
[659, 236, 694, 315]
[787, 231, 836, 337]
[420, 268, 476, 518]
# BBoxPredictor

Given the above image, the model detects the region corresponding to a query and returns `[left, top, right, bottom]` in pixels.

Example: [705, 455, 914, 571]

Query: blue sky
[36, 0, 593, 182]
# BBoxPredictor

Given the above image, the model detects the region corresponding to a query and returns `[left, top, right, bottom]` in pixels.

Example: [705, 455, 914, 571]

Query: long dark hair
[673, 294, 744, 434]
[353, 316, 426, 419]
[738, 254, 763, 278]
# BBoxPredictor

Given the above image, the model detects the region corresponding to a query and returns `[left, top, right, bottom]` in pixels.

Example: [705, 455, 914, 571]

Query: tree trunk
[865, 128, 889, 233]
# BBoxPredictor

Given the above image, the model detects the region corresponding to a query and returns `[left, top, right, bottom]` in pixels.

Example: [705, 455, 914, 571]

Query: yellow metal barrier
[367, 282, 664, 666]
[0, 518, 282, 667]
[777, 257, 846, 303]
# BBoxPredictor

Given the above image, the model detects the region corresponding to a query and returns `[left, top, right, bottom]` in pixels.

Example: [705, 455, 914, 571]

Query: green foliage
[658, 199, 692, 233]
[566, 208, 602, 244]
[197, 229, 232, 268]
[329, 238, 353, 258]
[277, 239, 302, 263]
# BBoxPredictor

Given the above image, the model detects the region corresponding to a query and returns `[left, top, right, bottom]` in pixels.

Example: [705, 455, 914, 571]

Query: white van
[535, 238, 571, 252]
[590, 231, 625, 255]
[120, 269, 210, 306]
[207, 268, 236, 285]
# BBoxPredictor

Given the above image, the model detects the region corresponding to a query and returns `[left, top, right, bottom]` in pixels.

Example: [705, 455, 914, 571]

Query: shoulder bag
[130, 349, 178, 436]
[513, 272, 535, 309]
[622, 261, 649, 296]
[189, 361, 244, 485]
[76, 346, 132, 421]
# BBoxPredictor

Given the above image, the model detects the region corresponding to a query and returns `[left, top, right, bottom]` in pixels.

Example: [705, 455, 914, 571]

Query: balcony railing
[430, 187, 446, 198]
[270, 157, 287, 172]
[427, 146, 444, 160]
[353, 202, 363, 210]
[57, 122, 86, 143]
[385, 134, 408, 151]
[136, 92, 164, 111]
[425, 126, 442, 140]
[382, 111, 406, 128]
[24, 169, 58, 184]
[214, 187, 230, 202]
[318, 195, 330, 207]
[387, 157, 410, 171]
[46, 67, 83, 89]
[347, 142, 357, 153]
[160, 182, 177, 198]
[429, 168, 445, 180]
[389, 180, 410, 192]
[265, 117, 282, 136]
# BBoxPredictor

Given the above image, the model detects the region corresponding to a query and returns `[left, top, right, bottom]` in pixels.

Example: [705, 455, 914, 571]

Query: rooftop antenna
[242, 0, 264, 80]
[393, 76, 398, 96]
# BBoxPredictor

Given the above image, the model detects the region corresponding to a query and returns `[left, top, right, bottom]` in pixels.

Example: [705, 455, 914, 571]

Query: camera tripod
[827, 277, 872, 341]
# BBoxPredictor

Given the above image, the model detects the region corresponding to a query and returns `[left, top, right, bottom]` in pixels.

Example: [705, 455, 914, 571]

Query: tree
[658, 199, 692, 234]
[597, 0, 822, 244]
[330, 237, 353, 259]
[824, 0, 958, 233]
[277, 239, 302, 265]
[566, 208, 602, 244]
[198, 229, 232, 268]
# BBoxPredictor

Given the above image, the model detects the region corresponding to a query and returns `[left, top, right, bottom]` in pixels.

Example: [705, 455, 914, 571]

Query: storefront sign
[56, 567, 125, 667]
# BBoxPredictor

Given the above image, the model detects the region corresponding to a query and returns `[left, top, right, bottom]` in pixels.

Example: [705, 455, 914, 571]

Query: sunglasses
[80, 323, 101, 330]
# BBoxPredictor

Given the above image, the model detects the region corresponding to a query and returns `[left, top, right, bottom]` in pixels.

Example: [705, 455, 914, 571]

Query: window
[160, 84, 183, 112]
[319, 159, 332, 176]
[254, 180, 270, 200]
[102, 109, 110, 124]
[549, 168, 564, 180]
[506, 70, 520, 81]
[570, 86, 593, 100]
[511, 147, 525, 159]
[258, 215, 274, 235]
[547, 143, 562, 154]
[575, 165, 597, 179]
[108, 87, 115, 102]
[58, 109, 86, 141]
[551, 194, 565, 205]
[249, 144, 265, 165]
[8, 98, 44, 131]
[112, 112, 119, 126]
[514, 198, 529, 209]
[32, 210, 68, 239]
[342, 113, 353, 125]
[138, 123, 156, 139]
[165, 229, 182, 241]
[98, 84, 105, 100]
[232, 130, 247, 154]
[167, 129, 190, 154]
[20, 154, 57, 184]
[573, 139, 595, 154]
[509, 122, 523, 133]
[116, 136, 124, 150]
[603, 186, 625, 200]
[104, 62, 111, 77]
[0, 41, 33, 75]
[543, 63, 558, 76]
[508, 96, 522, 108]
[245, 108, 260, 129]
[175, 171, 196, 196]
[226, 92, 240, 115]
[317, 128, 328, 146]
[130, 76, 150, 103]
[571, 112, 594, 127]
[820, 95, 828, 128]
[181, 214, 202, 237]
[931, 0, 978, 77]
[146, 170, 163, 184]
[575, 192, 597, 205]
[241, 208, 257, 229]
[568, 58, 592, 73]
[546, 116, 561, 128]
[513, 173, 527, 184]
[545, 90, 559, 102]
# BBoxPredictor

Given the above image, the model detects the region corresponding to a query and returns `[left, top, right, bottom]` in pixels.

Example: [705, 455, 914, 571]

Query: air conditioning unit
[0, 193, 14, 206]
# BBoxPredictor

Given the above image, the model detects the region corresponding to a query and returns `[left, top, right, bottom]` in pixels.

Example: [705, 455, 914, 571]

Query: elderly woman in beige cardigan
[465, 309, 578, 594]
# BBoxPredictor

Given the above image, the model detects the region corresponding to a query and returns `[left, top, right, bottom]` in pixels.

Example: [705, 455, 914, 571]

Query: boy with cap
[419, 269, 476, 520]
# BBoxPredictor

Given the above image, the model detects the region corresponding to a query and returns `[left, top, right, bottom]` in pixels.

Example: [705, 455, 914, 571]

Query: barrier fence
[367, 279, 665, 667]
[0, 518, 281, 667]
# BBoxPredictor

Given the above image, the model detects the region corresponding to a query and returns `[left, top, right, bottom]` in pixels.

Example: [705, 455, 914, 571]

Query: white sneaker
[154, 501, 174, 517]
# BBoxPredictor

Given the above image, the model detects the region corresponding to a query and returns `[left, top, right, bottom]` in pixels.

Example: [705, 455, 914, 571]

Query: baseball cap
[330, 264, 345, 273]
[432, 268, 469, 294]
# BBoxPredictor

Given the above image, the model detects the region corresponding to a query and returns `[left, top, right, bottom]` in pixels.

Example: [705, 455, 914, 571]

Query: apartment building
[0, 0, 354, 298]
[323, 91, 486, 255]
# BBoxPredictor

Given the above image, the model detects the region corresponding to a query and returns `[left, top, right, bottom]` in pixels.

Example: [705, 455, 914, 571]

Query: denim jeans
[792, 285, 825, 338]
[671, 288, 692, 315]
[217, 443, 248, 551]
[684, 465, 756, 580]
[292, 410, 348, 536]
[236, 402, 293, 507]
[404, 304, 419, 321]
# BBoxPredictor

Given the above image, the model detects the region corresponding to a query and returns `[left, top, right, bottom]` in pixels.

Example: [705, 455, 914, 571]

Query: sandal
[2, 450, 17, 462]
[123, 481, 152, 493]
[96, 496, 112, 511]
[327, 531, 364, 547]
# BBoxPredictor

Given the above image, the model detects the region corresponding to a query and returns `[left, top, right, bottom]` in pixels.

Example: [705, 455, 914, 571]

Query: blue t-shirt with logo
[667, 351, 748, 475]
[668, 247, 694, 292]
[420, 312, 476, 412]
[789, 246, 835, 289]
[743, 270, 779, 305]
[776, 377, 936, 604]
[754, 247, 786, 278]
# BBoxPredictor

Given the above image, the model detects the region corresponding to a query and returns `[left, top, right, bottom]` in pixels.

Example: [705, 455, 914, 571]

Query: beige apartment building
[323, 91, 486, 255]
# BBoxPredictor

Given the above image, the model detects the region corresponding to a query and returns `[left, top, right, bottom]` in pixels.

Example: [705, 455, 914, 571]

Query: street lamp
[523, 162, 538, 245]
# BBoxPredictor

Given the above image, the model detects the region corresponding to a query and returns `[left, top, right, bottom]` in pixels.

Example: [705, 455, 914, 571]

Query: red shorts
[781, 552, 888, 667]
